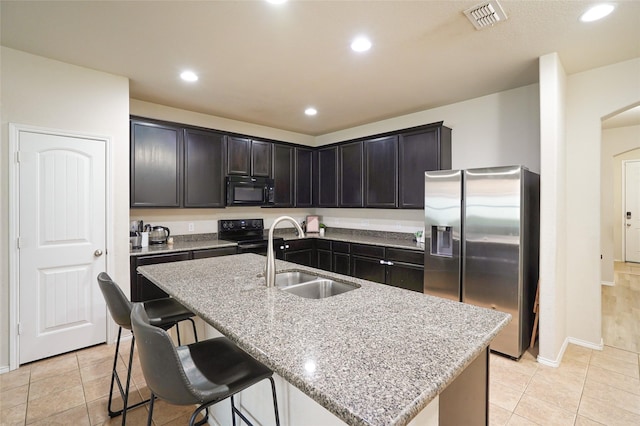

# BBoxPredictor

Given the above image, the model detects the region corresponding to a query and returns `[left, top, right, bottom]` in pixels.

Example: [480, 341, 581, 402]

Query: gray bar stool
[130, 303, 280, 426]
[97, 272, 198, 425]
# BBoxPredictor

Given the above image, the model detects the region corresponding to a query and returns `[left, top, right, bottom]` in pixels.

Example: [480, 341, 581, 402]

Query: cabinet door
[251, 140, 272, 177]
[227, 136, 251, 175]
[339, 141, 364, 207]
[272, 144, 294, 207]
[365, 135, 398, 208]
[317, 249, 332, 271]
[386, 262, 424, 293]
[284, 249, 314, 267]
[317, 146, 338, 207]
[332, 252, 351, 275]
[130, 120, 182, 207]
[351, 256, 386, 284]
[132, 252, 191, 302]
[295, 147, 314, 207]
[184, 128, 226, 207]
[398, 126, 452, 208]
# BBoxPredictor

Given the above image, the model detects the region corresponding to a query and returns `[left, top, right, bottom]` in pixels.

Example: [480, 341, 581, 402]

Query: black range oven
[218, 219, 284, 256]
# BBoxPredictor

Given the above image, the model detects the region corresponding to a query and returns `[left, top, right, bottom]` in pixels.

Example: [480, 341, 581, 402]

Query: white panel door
[18, 130, 107, 364]
[625, 160, 640, 263]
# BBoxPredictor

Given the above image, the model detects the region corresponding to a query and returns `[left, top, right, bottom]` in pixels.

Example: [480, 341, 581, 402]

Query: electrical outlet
[188, 222, 195, 232]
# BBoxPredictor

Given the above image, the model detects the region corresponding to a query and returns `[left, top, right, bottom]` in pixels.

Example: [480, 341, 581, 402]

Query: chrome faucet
[266, 216, 305, 287]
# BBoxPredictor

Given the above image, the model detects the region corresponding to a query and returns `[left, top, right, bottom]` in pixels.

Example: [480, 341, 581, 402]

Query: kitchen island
[138, 254, 510, 426]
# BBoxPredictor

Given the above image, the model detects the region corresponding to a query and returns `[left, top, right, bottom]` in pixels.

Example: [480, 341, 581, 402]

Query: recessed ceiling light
[580, 4, 615, 22]
[350, 36, 372, 53]
[180, 71, 198, 82]
[266, 0, 287, 4]
[305, 107, 317, 116]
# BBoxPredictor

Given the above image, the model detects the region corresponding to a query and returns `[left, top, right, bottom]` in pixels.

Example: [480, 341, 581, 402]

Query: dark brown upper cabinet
[227, 136, 271, 177]
[183, 128, 226, 208]
[398, 125, 452, 209]
[317, 146, 339, 207]
[295, 147, 314, 207]
[364, 135, 398, 208]
[272, 143, 294, 207]
[251, 140, 272, 177]
[339, 141, 364, 207]
[130, 120, 183, 207]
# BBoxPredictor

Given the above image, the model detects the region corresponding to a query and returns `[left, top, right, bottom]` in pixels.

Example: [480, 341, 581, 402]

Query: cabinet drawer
[386, 247, 424, 265]
[332, 241, 350, 253]
[192, 247, 237, 259]
[316, 239, 332, 251]
[351, 243, 384, 259]
[136, 252, 191, 266]
[286, 238, 314, 251]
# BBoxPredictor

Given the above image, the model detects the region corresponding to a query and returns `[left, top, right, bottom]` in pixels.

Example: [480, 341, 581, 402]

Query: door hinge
[17, 237, 23, 249]
[17, 323, 22, 335]
[15, 151, 21, 163]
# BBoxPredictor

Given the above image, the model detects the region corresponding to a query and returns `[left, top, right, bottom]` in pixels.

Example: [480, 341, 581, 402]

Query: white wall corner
[537, 337, 569, 368]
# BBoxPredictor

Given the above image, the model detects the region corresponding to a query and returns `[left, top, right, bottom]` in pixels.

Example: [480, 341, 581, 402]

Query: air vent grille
[464, 0, 508, 30]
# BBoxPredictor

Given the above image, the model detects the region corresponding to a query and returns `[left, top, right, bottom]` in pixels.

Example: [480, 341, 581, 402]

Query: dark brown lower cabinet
[131, 252, 190, 302]
[282, 239, 315, 267]
[279, 239, 424, 293]
[316, 240, 332, 271]
[351, 244, 424, 292]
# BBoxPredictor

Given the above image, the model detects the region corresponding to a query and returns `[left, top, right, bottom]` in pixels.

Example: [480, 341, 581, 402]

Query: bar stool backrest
[130, 303, 199, 405]
[97, 272, 133, 330]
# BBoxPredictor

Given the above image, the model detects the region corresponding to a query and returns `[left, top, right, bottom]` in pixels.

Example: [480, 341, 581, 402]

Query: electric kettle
[149, 226, 170, 245]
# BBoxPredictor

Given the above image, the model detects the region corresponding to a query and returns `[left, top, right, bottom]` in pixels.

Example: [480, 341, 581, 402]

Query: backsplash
[130, 207, 425, 236]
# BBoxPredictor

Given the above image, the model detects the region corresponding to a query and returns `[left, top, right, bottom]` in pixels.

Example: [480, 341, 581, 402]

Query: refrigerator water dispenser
[431, 226, 453, 257]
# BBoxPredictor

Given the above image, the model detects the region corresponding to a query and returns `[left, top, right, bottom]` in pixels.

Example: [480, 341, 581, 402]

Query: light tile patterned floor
[602, 263, 640, 353]
[1, 340, 639, 425]
[0, 342, 202, 425]
[489, 344, 640, 426]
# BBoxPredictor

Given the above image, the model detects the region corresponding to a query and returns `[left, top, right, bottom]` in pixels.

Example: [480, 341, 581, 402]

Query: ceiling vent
[464, 0, 508, 30]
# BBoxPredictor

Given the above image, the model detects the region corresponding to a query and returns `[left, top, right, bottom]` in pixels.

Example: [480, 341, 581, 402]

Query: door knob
[94, 249, 103, 257]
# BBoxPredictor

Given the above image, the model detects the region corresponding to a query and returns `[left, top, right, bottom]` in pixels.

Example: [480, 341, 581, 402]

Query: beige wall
[0, 47, 130, 369]
[538, 53, 568, 365]
[317, 84, 541, 174]
[601, 125, 640, 284]
[565, 58, 640, 349]
[131, 99, 315, 147]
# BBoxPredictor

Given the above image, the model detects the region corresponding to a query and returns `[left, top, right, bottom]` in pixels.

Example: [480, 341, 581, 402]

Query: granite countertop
[281, 229, 425, 252]
[129, 239, 237, 257]
[130, 228, 424, 257]
[138, 254, 510, 426]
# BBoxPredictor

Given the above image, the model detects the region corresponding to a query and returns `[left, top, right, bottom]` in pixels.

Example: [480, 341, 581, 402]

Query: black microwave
[226, 176, 275, 206]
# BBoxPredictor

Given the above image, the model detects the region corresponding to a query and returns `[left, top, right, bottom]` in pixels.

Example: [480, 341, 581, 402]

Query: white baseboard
[537, 336, 604, 367]
[537, 338, 569, 367]
[601, 280, 615, 287]
[0, 365, 10, 375]
[568, 336, 604, 351]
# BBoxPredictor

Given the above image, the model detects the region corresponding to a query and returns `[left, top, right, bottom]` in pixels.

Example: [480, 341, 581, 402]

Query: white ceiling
[1, 0, 639, 136]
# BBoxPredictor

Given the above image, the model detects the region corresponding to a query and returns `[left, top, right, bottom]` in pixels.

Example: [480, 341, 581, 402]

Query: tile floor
[0, 341, 202, 425]
[1, 340, 639, 425]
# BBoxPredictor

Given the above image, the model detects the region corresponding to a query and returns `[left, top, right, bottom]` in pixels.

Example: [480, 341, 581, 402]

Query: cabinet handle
[285, 244, 290, 249]
[386, 261, 394, 266]
[280, 246, 285, 250]
[379, 260, 386, 265]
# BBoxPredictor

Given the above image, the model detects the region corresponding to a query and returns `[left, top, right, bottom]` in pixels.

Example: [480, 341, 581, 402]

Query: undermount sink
[274, 271, 319, 287]
[274, 271, 359, 299]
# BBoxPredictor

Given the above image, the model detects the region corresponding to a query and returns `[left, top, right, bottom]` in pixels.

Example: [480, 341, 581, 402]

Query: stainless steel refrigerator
[424, 166, 540, 359]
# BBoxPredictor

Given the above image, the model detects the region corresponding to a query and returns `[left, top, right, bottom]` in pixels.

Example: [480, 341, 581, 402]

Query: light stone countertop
[138, 253, 510, 426]
[129, 239, 237, 257]
[130, 229, 424, 257]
